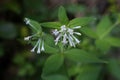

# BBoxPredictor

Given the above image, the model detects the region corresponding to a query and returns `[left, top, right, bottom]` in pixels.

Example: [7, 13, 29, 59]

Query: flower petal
[31, 39, 39, 52]
[71, 34, 80, 44]
[72, 26, 81, 29]
[62, 34, 68, 44]
[55, 34, 62, 45]
[37, 39, 41, 54]
[74, 32, 82, 36]
[24, 36, 31, 41]
[41, 40, 45, 51]
[24, 18, 30, 24]
[52, 29, 59, 36]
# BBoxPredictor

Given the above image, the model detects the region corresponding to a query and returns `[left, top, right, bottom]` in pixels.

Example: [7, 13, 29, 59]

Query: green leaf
[43, 75, 69, 80]
[42, 54, 64, 75]
[44, 43, 58, 54]
[24, 18, 42, 32]
[58, 6, 69, 25]
[65, 49, 104, 63]
[95, 39, 111, 53]
[44, 34, 55, 47]
[41, 22, 61, 29]
[80, 27, 98, 39]
[76, 65, 102, 80]
[68, 64, 81, 77]
[68, 17, 94, 28]
[106, 37, 120, 47]
[107, 59, 120, 80]
[96, 16, 112, 39]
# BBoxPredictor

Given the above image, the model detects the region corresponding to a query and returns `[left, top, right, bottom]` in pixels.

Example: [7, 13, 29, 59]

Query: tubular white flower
[52, 29, 59, 36]
[41, 40, 45, 51]
[24, 36, 31, 41]
[31, 39, 39, 52]
[24, 34, 45, 53]
[67, 28, 73, 35]
[53, 25, 82, 47]
[24, 34, 37, 41]
[68, 34, 74, 47]
[61, 25, 66, 31]
[24, 18, 37, 30]
[72, 26, 81, 29]
[37, 39, 41, 54]
[25, 18, 30, 24]
[71, 34, 80, 44]
[68, 37, 73, 46]
[30, 38, 45, 54]
[55, 34, 62, 45]
[74, 32, 81, 36]
[62, 33, 68, 44]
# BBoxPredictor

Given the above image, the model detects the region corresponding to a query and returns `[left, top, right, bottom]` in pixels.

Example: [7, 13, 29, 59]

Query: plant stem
[64, 60, 70, 80]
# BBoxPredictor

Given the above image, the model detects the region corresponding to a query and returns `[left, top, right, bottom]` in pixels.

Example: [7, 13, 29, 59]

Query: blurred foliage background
[0, 0, 120, 80]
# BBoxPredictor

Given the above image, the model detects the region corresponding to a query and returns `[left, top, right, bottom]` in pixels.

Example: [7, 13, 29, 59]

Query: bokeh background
[0, 0, 120, 80]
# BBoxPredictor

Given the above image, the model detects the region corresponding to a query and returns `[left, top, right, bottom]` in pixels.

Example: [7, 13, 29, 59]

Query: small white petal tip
[24, 18, 30, 24]
[73, 26, 81, 29]
[31, 49, 35, 53]
[52, 29, 59, 36]
[24, 36, 30, 41]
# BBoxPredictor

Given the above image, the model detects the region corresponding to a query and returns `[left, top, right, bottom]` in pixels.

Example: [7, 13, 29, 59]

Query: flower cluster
[52, 25, 81, 47]
[24, 18, 45, 54]
[24, 18, 82, 53]
[24, 19, 82, 53]
[24, 36, 45, 54]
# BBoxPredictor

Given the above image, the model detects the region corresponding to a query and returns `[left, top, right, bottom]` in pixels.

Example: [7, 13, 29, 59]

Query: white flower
[24, 18, 30, 24]
[72, 26, 81, 29]
[31, 38, 45, 54]
[24, 18, 37, 31]
[24, 35, 45, 54]
[52, 29, 59, 36]
[61, 25, 67, 31]
[52, 25, 81, 47]
[24, 36, 31, 41]
[24, 34, 36, 41]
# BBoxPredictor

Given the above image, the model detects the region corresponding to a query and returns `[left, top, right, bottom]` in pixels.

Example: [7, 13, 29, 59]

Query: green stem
[64, 60, 70, 80]
[61, 44, 64, 53]
[59, 43, 70, 79]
